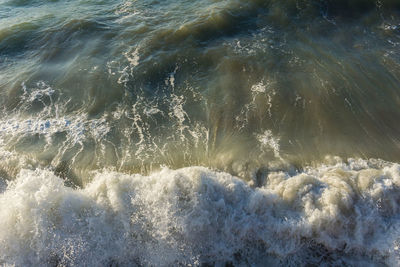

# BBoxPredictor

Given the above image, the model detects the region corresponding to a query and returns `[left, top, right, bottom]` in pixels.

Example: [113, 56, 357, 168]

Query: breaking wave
[2, 0, 400, 265]
[1, 158, 400, 266]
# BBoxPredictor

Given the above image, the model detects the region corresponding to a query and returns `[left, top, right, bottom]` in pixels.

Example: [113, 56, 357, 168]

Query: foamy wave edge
[1, 159, 400, 266]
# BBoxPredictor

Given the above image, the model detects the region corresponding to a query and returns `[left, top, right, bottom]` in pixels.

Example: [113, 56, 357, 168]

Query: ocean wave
[1, 158, 400, 266]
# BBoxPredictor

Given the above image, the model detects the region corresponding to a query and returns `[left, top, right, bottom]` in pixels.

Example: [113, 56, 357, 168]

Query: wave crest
[1, 159, 400, 265]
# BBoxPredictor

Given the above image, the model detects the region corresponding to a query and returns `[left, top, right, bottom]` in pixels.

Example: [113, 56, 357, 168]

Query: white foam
[236, 79, 276, 131]
[1, 159, 400, 266]
[256, 130, 282, 160]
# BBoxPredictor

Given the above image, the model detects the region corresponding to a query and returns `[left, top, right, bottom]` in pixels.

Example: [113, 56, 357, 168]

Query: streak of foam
[168, 94, 189, 142]
[108, 46, 141, 85]
[17, 81, 61, 118]
[256, 129, 282, 160]
[165, 66, 179, 91]
[1, 159, 400, 266]
[21, 81, 55, 105]
[124, 47, 140, 68]
[0, 116, 108, 141]
[2, 81, 108, 146]
[251, 79, 276, 117]
[236, 79, 276, 131]
[0, 81, 113, 178]
[0, 113, 111, 179]
[131, 98, 150, 161]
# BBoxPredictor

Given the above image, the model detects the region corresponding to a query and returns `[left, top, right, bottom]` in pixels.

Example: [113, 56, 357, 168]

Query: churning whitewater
[2, 159, 400, 266]
[1, 0, 400, 265]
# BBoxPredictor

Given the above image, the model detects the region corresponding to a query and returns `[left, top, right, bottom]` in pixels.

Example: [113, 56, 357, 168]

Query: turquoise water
[1, 0, 400, 265]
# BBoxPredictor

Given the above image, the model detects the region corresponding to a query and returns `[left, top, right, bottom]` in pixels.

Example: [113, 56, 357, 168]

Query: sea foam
[1, 159, 399, 266]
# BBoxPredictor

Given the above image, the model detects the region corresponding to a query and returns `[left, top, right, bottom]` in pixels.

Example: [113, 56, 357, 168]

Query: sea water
[1, 0, 400, 265]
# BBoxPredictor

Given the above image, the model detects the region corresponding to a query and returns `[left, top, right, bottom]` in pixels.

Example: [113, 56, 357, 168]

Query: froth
[1, 159, 400, 266]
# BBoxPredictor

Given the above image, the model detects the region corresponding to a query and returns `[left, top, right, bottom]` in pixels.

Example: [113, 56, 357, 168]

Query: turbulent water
[1, 0, 400, 265]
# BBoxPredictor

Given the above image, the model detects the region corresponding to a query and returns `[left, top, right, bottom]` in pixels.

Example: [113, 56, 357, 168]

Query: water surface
[1, 0, 400, 265]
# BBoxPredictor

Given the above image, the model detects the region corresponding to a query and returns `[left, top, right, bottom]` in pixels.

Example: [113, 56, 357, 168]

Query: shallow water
[1, 0, 400, 265]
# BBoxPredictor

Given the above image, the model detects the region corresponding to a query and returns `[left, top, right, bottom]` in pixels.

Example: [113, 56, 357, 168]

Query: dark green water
[1, 0, 400, 266]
